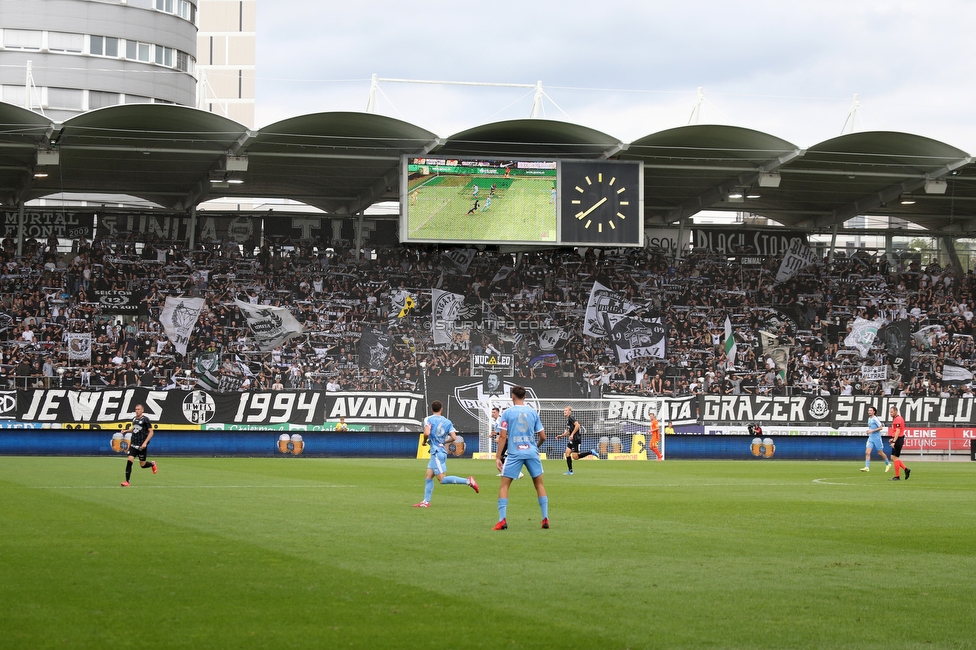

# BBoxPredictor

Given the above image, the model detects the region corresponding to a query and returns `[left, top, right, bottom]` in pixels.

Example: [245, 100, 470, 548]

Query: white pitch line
[29, 485, 357, 490]
[813, 478, 854, 486]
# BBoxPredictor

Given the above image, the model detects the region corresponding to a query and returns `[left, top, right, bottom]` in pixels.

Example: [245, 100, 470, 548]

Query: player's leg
[416, 465, 437, 506]
[564, 445, 573, 474]
[495, 474, 514, 529]
[862, 442, 871, 471]
[577, 449, 598, 459]
[122, 454, 134, 486]
[650, 443, 663, 460]
[525, 458, 549, 527]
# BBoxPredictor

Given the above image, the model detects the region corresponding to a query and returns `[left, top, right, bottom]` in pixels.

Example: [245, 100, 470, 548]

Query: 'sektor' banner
[13, 389, 425, 430]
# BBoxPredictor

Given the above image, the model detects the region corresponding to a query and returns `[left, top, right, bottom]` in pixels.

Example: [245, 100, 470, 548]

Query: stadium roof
[3, 101, 976, 235]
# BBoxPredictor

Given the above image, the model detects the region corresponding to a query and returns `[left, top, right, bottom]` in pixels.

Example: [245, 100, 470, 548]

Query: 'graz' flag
[603, 313, 667, 363]
[583, 280, 638, 338]
[359, 329, 393, 371]
[160, 296, 205, 356]
[233, 300, 304, 351]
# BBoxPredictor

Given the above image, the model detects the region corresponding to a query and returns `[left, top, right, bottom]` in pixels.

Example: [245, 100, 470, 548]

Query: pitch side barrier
[0, 388, 972, 458]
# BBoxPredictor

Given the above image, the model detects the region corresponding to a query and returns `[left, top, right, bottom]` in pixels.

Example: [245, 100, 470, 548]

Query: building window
[92, 36, 120, 57]
[89, 91, 120, 109]
[123, 95, 151, 104]
[176, 50, 188, 72]
[48, 87, 84, 111]
[48, 32, 84, 53]
[138, 42, 150, 62]
[1, 85, 26, 106]
[3, 29, 42, 50]
[155, 0, 195, 24]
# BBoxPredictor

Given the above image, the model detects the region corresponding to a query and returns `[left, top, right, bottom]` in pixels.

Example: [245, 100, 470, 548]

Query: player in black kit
[121, 403, 157, 486]
[554, 406, 599, 475]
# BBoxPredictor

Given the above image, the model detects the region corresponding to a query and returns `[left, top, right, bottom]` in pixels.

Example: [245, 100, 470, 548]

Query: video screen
[401, 157, 558, 244]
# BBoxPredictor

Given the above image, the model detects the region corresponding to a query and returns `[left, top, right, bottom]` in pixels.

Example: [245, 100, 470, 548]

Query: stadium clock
[559, 160, 642, 246]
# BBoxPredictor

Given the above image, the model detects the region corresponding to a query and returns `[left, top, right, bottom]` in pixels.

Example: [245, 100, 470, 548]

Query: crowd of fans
[3, 227, 975, 400]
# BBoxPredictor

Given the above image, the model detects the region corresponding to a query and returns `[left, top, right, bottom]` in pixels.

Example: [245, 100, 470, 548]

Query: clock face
[560, 160, 642, 245]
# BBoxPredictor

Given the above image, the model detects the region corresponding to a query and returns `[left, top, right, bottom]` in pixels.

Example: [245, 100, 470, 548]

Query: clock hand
[575, 196, 608, 220]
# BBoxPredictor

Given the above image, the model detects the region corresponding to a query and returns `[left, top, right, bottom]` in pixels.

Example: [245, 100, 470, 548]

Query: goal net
[474, 399, 665, 460]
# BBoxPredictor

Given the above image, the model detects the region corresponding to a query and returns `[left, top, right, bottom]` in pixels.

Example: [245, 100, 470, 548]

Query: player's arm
[446, 429, 457, 445]
[141, 423, 154, 448]
[570, 420, 580, 436]
[536, 427, 546, 446]
[422, 420, 431, 446]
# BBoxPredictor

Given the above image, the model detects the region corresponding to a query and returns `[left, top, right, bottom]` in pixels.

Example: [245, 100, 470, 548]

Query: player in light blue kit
[493, 385, 549, 530]
[860, 405, 891, 473]
[413, 400, 479, 508]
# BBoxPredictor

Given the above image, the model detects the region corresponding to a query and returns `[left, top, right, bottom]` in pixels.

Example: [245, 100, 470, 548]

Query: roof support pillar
[188, 206, 197, 252]
[15, 202, 24, 256]
[941, 235, 961, 276]
[827, 223, 838, 265]
[675, 217, 687, 262]
[355, 212, 364, 261]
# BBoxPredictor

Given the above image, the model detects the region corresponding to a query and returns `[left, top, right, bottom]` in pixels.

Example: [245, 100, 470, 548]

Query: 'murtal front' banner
[15, 389, 425, 429]
[693, 228, 808, 257]
[700, 395, 976, 428]
[3, 210, 95, 240]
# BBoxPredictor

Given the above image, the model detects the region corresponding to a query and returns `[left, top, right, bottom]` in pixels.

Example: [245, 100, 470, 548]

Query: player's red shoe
[541, 517, 550, 529]
[467, 476, 479, 493]
[493, 518, 508, 530]
[412, 501, 430, 508]
[120, 481, 130, 487]
[151, 461, 158, 475]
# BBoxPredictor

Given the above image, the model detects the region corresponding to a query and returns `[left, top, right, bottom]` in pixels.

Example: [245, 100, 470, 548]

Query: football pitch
[2, 457, 974, 649]
[406, 176, 557, 242]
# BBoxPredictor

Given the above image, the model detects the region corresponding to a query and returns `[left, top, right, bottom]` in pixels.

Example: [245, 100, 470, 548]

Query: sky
[254, 1, 976, 152]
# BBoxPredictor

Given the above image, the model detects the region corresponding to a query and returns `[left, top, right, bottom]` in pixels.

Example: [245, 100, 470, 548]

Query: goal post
[474, 398, 665, 461]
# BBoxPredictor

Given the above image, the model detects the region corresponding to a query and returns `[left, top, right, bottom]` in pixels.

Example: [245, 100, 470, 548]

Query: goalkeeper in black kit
[121, 403, 157, 486]
[555, 406, 599, 475]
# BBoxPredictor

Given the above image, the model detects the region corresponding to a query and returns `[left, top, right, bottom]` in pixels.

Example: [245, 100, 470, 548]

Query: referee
[121, 403, 157, 487]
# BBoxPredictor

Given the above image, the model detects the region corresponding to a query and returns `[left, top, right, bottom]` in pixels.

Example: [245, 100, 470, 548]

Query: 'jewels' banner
[14, 389, 425, 429]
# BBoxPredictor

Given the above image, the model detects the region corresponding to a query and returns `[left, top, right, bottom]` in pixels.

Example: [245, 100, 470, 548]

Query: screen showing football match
[402, 157, 558, 244]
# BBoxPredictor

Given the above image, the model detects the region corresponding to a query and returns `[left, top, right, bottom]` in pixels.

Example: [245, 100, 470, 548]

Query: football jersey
[890, 415, 905, 438]
[130, 415, 153, 446]
[424, 414, 455, 452]
[499, 405, 544, 459]
[867, 415, 882, 436]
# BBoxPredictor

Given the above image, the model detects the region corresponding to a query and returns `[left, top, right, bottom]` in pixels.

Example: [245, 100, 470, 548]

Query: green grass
[407, 176, 557, 242]
[2, 457, 974, 649]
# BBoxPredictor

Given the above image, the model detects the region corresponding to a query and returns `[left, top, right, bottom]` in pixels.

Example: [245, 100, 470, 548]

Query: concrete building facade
[196, 0, 255, 127]
[0, 0, 198, 121]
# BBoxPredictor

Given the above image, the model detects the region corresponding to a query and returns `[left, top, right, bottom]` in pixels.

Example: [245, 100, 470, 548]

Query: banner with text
[14, 389, 425, 429]
[3, 210, 95, 240]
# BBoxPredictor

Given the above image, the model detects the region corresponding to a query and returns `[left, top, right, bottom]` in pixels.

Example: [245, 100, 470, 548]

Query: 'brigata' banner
[699, 395, 976, 428]
[14, 389, 425, 429]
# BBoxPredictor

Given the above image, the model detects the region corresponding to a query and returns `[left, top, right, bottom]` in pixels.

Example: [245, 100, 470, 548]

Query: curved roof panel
[240, 112, 438, 213]
[3, 100, 976, 236]
[436, 119, 621, 158]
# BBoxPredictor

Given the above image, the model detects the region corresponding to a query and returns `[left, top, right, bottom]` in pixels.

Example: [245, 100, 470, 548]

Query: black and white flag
[603, 314, 667, 362]
[359, 329, 394, 371]
[67, 332, 92, 361]
[584, 280, 638, 338]
[431, 289, 464, 346]
[234, 300, 304, 351]
[942, 361, 973, 384]
[538, 328, 568, 351]
[492, 266, 513, 283]
[160, 296, 205, 356]
[775, 239, 821, 283]
[440, 248, 476, 273]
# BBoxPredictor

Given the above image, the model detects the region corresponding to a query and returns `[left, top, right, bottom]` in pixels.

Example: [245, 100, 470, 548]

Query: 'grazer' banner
[14, 389, 425, 429]
[3, 210, 95, 240]
[699, 395, 976, 428]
